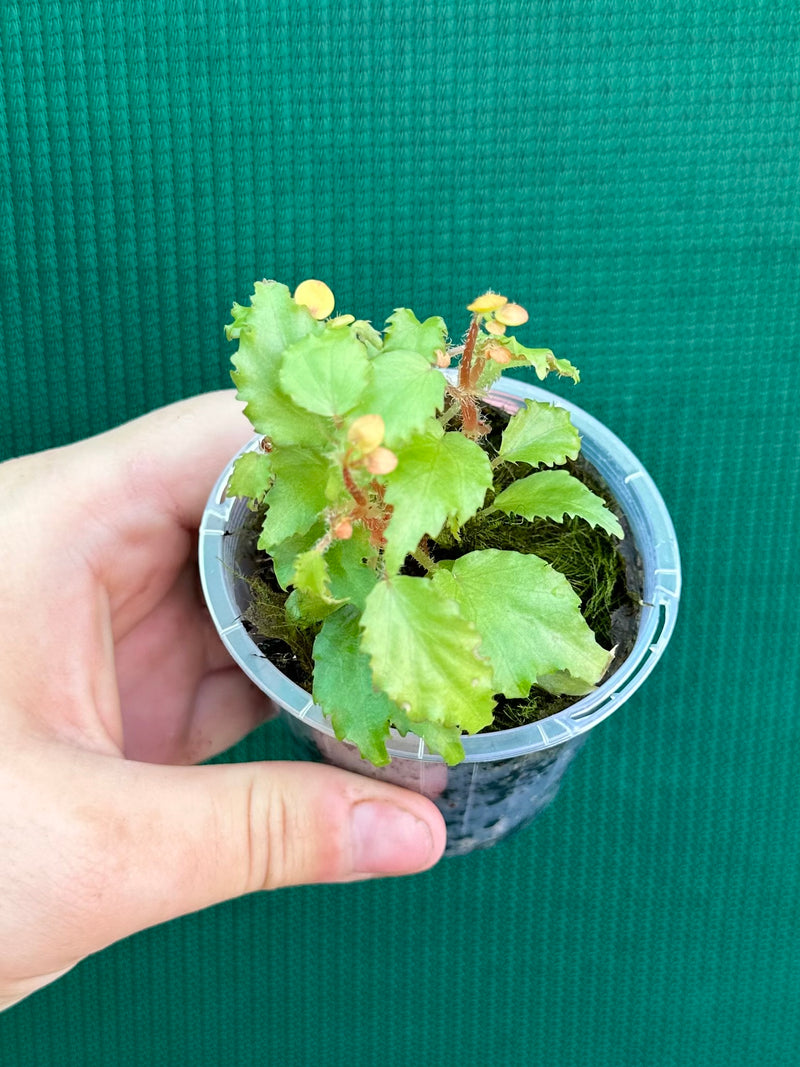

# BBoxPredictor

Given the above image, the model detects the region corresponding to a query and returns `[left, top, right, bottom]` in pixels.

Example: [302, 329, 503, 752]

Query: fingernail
[350, 801, 438, 875]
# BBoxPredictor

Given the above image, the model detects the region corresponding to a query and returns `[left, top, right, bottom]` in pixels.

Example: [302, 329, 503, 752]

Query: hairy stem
[460, 395, 482, 437]
[438, 401, 461, 428]
[411, 542, 438, 574]
[342, 465, 367, 506]
[458, 315, 480, 391]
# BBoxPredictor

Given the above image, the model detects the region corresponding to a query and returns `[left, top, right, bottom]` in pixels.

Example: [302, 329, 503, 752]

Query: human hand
[0, 393, 445, 1011]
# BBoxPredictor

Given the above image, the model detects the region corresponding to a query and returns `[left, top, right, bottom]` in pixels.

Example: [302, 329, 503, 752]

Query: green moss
[490, 689, 575, 731]
[243, 576, 315, 680]
[235, 533, 317, 689]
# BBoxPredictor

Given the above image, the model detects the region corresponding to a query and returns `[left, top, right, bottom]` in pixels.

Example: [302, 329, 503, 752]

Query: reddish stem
[342, 465, 367, 507]
[343, 469, 393, 547]
[458, 316, 480, 391]
[460, 395, 480, 437]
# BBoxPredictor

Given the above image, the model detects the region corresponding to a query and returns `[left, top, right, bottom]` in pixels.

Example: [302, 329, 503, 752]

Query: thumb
[88, 757, 446, 945]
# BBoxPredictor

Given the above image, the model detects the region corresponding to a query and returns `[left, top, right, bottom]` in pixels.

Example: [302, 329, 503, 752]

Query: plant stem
[342, 465, 367, 506]
[458, 315, 480, 391]
[411, 543, 438, 574]
[460, 394, 481, 437]
[438, 401, 461, 428]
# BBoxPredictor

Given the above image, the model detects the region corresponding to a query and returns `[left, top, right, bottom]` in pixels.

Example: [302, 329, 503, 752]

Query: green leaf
[291, 550, 335, 599]
[360, 576, 495, 733]
[352, 320, 384, 357]
[265, 512, 379, 600]
[225, 450, 273, 505]
[498, 401, 581, 467]
[269, 522, 325, 589]
[475, 356, 506, 390]
[285, 587, 341, 628]
[326, 527, 380, 611]
[279, 331, 371, 417]
[324, 461, 347, 506]
[432, 549, 610, 699]
[490, 336, 554, 379]
[383, 427, 493, 574]
[352, 348, 447, 447]
[225, 301, 253, 340]
[546, 353, 580, 383]
[476, 339, 581, 389]
[383, 308, 448, 361]
[228, 280, 331, 447]
[536, 668, 605, 697]
[258, 448, 333, 550]
[391, 706, 465, 766]
[313, 606, 395, 766]
[490, 470, 624, 538]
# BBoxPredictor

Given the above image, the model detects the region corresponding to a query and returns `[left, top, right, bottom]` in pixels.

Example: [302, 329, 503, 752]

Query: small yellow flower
[293, 279, 335, 319]
[467, 292, 508, 314]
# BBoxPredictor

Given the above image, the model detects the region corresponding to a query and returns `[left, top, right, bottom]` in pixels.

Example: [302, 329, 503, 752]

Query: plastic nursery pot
[199, 376, 681, 857]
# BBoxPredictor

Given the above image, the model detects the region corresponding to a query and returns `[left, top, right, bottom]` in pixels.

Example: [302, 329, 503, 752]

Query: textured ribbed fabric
[2, 1, 800, 1064]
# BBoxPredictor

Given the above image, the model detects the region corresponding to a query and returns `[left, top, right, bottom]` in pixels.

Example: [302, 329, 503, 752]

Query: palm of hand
[0, 393, 444, 1013]
[0, 395, 262, 1003]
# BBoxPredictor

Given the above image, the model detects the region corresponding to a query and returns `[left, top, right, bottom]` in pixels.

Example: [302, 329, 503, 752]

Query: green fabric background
[1, 0, 799, 1063]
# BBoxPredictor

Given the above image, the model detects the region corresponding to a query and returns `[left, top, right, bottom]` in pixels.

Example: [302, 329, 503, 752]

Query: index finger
[86, 390, 253, 531]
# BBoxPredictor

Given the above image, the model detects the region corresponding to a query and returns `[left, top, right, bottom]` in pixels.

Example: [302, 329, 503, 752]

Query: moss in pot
[199, 280, 680, 855]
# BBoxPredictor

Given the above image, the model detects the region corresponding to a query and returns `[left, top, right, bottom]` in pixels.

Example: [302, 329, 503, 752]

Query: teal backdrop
[2, 1, 799, 1064]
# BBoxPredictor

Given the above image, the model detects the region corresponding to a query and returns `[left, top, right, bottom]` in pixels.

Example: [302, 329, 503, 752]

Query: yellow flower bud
[435, 348, 452, 367]
[347, 414, 385, 453]
[329, 314, 355, 327]
[494, 302, 528, 327]
[293, 279, 335, 319]
[364, 447, 398, 475]
[467, 292, 508, 314]
[485, 319, 507, 336]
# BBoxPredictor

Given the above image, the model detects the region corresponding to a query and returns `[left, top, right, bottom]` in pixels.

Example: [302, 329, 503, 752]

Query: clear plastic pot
[199, 377, 681, 856]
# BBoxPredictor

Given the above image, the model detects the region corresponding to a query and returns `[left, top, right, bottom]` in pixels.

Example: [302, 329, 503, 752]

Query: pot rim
[199, 374, 681, 763]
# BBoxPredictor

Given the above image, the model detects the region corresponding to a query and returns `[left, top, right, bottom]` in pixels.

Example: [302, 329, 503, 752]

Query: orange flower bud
[293, 279, 335, 319]
[347, 414, 385, 453]
[494, 302, 528, 327]
[364, 447, 398, 475]
[486, 344, 511, 364]
[331, 518, 353, 540]
[435, 348, 452, 367]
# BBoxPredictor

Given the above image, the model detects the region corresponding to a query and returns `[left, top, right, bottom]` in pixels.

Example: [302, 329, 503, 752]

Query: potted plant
[199, 279, 680, 855]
